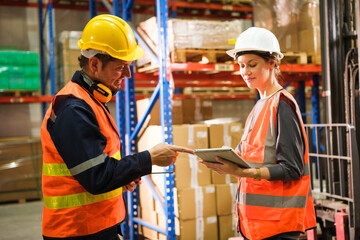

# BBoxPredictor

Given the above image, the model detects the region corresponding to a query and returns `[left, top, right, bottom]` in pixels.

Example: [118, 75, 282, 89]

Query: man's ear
[88, 56, 101, 73]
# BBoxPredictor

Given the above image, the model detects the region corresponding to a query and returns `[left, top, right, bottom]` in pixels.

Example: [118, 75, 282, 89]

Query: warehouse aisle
[0, 200, 43, 240]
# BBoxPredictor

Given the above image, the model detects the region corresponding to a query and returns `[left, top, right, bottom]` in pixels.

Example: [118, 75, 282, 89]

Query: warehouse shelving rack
[0, 1, 323, 239]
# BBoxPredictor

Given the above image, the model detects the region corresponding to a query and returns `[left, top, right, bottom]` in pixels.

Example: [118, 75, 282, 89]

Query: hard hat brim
[114, 45, 144, 61]
[226, 48, 284, 60]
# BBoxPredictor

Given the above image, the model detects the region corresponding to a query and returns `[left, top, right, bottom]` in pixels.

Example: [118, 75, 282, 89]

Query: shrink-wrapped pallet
[253, 0, 321, 64]
[138, 17, 251, 51]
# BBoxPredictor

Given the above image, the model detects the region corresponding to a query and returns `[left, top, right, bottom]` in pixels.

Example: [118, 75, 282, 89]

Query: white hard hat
[226, 27, 284, 60]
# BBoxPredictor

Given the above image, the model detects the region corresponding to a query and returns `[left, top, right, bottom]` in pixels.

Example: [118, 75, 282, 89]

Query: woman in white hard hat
[199, 27, 317, 240]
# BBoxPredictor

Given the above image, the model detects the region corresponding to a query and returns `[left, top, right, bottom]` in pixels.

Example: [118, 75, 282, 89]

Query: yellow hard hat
[78, 14, 144, 61]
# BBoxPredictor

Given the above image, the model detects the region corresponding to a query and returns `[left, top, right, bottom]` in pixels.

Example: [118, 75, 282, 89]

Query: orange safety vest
[41, 81, 126, 238]
[236, 90, 316, 240]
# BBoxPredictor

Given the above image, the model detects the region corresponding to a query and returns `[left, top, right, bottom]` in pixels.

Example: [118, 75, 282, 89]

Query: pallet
[0, 90, 40, 97]
[308, 54, 322, 65]
[184, 0, 252, 5]
[136, 61, 159, 73]
[171, 48, 233, 63]
[0, 191, 42, 205]
[281, 51, 308, 64]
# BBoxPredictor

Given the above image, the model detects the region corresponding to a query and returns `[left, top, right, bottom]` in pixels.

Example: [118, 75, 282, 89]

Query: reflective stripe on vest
[239, 192, 308, 208]
[42, 151, 122, 210]
[43, 188, 123, 209]
[43, 151, 120, 177]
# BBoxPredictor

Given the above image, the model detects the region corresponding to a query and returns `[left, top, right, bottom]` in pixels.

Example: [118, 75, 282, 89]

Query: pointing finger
[170, 145, 195, 154]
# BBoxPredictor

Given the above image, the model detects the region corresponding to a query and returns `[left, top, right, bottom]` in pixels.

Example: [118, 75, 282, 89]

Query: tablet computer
[194, 148, 252, 168]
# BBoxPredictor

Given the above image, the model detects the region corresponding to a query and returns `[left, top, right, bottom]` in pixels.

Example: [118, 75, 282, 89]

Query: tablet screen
[194, 148, 251, 168]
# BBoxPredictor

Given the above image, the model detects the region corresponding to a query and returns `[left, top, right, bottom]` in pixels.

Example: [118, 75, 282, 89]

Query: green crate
[0, 51, 40, 90]
[0, 66, 9, 90]
[24, 66, 40, 90]
[8, 66, 25, 90]
[23, 52, 39, 66]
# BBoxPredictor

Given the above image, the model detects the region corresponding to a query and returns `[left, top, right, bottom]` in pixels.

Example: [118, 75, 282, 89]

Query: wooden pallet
[281, 51, 308, 64]
[308, 53, 322, 65]
[0, 191, 42, 205]
[171, 48, 233, 63]
[184, 0, 252, 5]
[0, 90, 40, 97]
[136, 61, 159, 73]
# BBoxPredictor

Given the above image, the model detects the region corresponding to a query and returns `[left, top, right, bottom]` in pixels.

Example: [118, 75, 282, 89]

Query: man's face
[93, 58, 132, 93]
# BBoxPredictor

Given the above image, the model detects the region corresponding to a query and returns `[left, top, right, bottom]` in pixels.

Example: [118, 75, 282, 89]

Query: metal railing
[304, 123, 360, 239]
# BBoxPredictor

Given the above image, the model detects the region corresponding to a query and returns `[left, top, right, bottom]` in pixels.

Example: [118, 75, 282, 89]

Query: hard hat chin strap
[81, 49, 109, 58]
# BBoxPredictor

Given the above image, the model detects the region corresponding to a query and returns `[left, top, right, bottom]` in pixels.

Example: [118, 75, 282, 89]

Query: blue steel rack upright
[38, 0, 56, 117]
[118, 0, 176, 239]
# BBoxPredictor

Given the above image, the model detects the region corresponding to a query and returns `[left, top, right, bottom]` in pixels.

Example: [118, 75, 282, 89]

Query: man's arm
[47, 97, 151, 194]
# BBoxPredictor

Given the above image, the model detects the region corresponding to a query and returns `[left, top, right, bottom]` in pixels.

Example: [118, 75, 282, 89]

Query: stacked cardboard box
[0, 137, 43, 202]
[208, 123, 242, 184]
[136, 98, 213, 126]
[253, 0, 321, 64]
[136, 17, 252, 67]
[138, 124, 218, 239]
[208, 123, 243, 239]
[298, 0, 321, 64]
[138, 17, 251, 52]
[137, 121, 245, 239]
[58, 31, 82, 85]
[215, 184, 239, 240]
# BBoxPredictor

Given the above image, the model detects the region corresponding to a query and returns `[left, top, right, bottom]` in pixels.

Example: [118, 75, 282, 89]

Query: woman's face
[237, 54, 274, 91]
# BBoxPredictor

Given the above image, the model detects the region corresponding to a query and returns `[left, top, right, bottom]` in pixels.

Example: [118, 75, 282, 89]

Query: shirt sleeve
[267, 97, 305, 181]
[47, 97, 152, 194]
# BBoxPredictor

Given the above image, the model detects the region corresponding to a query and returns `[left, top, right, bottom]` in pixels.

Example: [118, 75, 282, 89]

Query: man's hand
[149, 142, 194, 167]
[123, 180, 141, 192]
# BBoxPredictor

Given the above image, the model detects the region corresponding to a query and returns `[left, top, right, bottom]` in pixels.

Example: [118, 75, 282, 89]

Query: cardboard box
[140, 208, 160, 240]
[172, 99, 184, 125]
[299, 26, 321, 64]
[253, 0, 302, 52]
[218, 214, 238, 240]
[215, 183, 237, 216]
[177, 216, 218, 240]
[58, 31, 82, 85]
[208, 123, 242, 184]
[139, 180, 156, 211]
[174, 153, 212, 189]
[138, 17, 251, 51]
[299, 0, 320, 30]
[172, 124, 211, 189]
[177, 185, 216, 220]
[208, 123, 243, 150]
[277, 23, 299, 52]
[157, 214, 218, 240]
[0, 137, 42, 202]
[138, 125, 211, 192]
[211, 171, 238, 185]
[136, 98, 212, 126]
[182, 98, 213, 124]
[173, 124, 208, 149]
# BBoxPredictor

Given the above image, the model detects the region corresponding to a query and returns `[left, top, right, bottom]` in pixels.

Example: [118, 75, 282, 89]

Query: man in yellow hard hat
[40, 14, 194, 240]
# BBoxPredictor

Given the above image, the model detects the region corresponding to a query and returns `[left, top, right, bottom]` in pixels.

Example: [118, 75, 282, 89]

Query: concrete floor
[0, 200, 43, 240]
